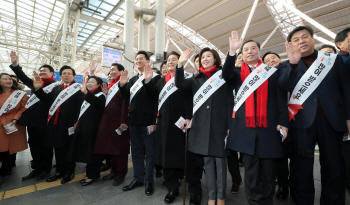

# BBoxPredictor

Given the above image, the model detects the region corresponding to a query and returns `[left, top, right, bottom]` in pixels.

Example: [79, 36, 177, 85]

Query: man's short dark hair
[193, 54, 199, 62]
[151, 67, 161, 75]
[87, 76, 103, 86]
[241, 40, 261, 51]
[287, 26, 314, 42]
[135, 50, 150, 60]
[334, 27, 350, 49]
[199, 47, 222, 68]
[59, 65, 76, 76]
[320, 44, 337, 54]
[39, 64, 54, 73]
[9, 74, 19, 82]
[167, 51, 180, 60]
[262, 51, 281, 63]
[111, 63, 125, 71]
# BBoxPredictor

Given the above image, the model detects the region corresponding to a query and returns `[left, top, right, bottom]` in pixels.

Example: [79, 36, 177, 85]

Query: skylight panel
[99, 3, 114, 11]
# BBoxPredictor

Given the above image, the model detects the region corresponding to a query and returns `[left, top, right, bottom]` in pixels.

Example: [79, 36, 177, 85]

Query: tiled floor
[0, 149, 349, 205]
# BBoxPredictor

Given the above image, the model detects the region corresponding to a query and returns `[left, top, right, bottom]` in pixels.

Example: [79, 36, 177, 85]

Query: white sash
[24, 82, 60, 111]
[78, 92, 105, 121]
[192, 70, 225, 115]
[158, 71, 193, 111]
[105, 81, 119, 107]
[0, 90, 26, 116]
[288, 51, 336, 121]
[130, 73, 159, 102]
[232, 64, 277, 117]
[48, 83, 82, 123]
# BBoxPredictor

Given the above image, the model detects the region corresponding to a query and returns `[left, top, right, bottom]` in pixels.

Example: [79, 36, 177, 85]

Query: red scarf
[240, 60, 268, 128]
[165, 72, 175, 82]
[108, 76, 120, 90]
[340, 50, 348, 53]
[41, 77, 55, 88]
[89, 87, 99, 94]
[54, 81, 74, 125]
[199, 65, 218, 78]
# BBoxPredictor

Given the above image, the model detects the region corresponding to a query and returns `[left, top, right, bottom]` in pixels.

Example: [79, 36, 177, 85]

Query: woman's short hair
[87, 76, 103, 86]
[199, 47, 221, 69]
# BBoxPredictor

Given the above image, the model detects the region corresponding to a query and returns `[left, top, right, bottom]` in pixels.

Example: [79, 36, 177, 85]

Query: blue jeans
[129, 126, 155, 183]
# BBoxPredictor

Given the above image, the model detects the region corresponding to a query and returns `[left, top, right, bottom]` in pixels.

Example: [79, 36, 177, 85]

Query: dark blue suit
[222, 54, 289, 204]
[279, 50, 350, 205]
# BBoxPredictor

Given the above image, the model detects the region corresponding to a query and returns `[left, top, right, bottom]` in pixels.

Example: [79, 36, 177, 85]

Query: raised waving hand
[178, 48, 192, 68]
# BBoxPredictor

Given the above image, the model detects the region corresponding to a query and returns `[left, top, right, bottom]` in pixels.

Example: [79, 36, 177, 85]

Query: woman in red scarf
[176, 47, 234, 205]
[67, 76, 106, 186]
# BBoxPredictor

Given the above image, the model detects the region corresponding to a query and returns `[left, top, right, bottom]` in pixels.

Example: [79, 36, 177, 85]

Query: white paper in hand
[68, 127, 75, 136]
[343, 134, 350, 141]
[175, 116, 186, 133]
[280, 129, 286, 142]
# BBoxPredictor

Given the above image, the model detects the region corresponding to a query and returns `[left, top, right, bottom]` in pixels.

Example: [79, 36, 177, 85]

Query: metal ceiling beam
[77, 0, 125, 52]
[181, 0, 229, 25]
[195, 1, 265, 34]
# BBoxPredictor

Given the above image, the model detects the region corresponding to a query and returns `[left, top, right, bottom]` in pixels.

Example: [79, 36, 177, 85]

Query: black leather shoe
[189, 194, 202, 205]
[275, 187, 289, 199]
[164, 190, 179, 204]
[80, 179, 95, 186]
[61, 174, 75, 184]
[122, 180, 144, 191]
[22, 170, 39, 181]
[113, 176, 124, 186]
[46, 173, 64, 182]
[156, 170, 163, 178]
[102, 173, 116, 180]
[36, 172, 49, 181]
[100, 163, 111, 172]
[145, 183, 154, 196]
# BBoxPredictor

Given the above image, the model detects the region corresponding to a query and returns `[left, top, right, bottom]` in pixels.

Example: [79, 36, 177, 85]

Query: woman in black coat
[175, 48, 233, 205]
[143, 51, 192, 204]
[67, 76, 106, 186]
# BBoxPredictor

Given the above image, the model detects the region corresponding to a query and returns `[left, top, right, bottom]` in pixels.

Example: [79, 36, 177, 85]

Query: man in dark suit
[281, 26, 350, 205]
[33, 66, 84, 184]
[119, 51, 161, 196]
[9, 51, 55, 181]
[334, 27, 350, 194]
[222, 31, 289, 205]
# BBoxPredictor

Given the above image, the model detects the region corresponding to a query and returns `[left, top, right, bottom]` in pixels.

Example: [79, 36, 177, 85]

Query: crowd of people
[0, 25, 349, 205]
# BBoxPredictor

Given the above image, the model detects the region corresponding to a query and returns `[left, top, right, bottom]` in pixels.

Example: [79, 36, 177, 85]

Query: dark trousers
[27, 127, 53, 173]
[244, 139, 276, 205]
[129, 126, 155, 183]
[227, 150, 242, 184]
[343, 141, 350, 190]
[187, 151, 204, 196]
[0, 151, 15, 176]
[86, 162, 101, 179]
[110, 155, 128, 177]
[204, 156, 227, 200]
[290, 118, 345, 205]
[276, 142, 292, 189]
[55, 147, 75, 175]
[164, 168, 183, 192]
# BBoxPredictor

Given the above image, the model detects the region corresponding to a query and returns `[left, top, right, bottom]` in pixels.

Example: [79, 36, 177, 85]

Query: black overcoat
[94, 89, 130, 156]
[9, 65, 56, 128]
[143, 77, 192, 169]
[175, 66, 232, 158]
[67, 89, 106, 163]
[222, 54, 289, 158]
[34, 82, 84, 148]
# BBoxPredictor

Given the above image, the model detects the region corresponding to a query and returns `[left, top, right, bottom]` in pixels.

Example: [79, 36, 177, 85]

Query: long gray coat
[175, 67, 233, 157]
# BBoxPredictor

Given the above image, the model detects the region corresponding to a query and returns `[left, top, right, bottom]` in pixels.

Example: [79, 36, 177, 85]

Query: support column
[154, 0, 165, 64]
[123, 0, 135, 76]
[71, 9, 81, 67]
[59, 0, 70, 68]
[137, 0, 150, 51]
